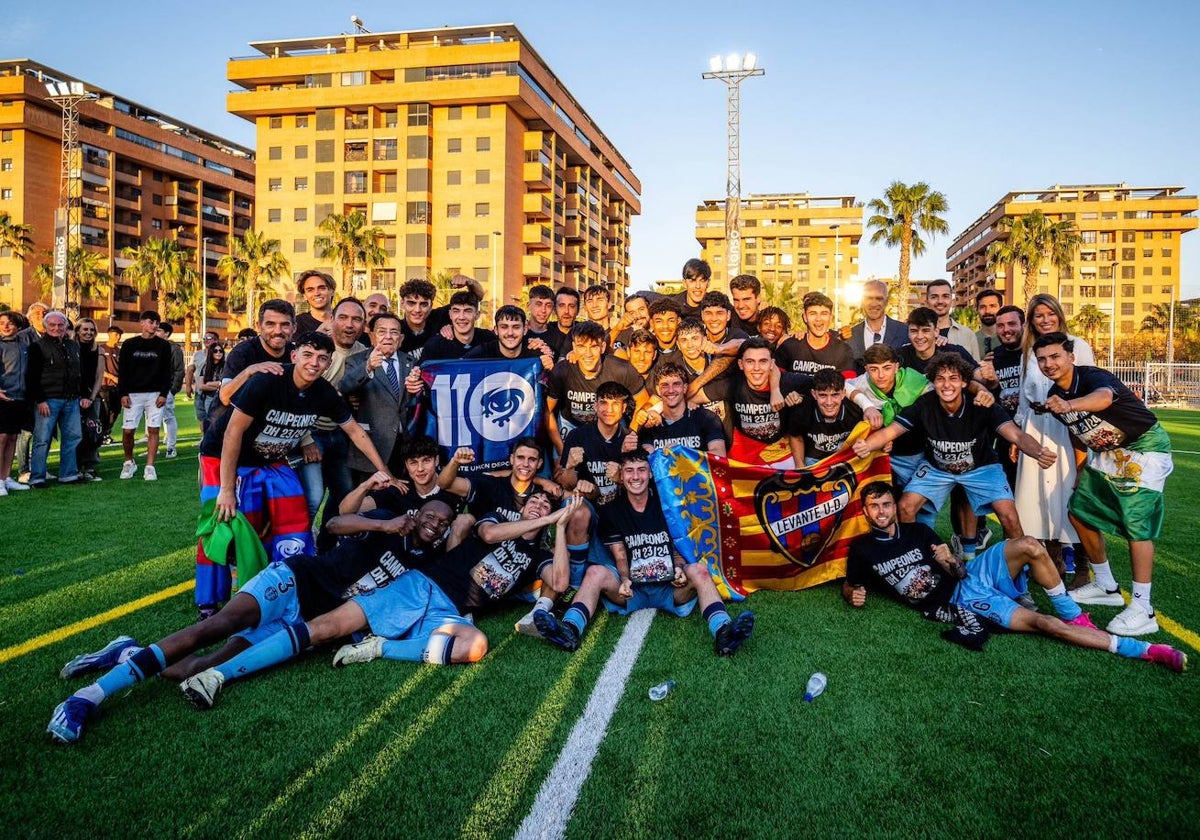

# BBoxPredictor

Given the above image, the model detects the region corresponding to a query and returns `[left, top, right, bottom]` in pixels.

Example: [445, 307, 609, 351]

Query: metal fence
[1110, 361, 1200, 410]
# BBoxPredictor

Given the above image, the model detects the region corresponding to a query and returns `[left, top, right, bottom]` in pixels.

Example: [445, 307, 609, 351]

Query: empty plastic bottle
[803, 672, 827, 702]
[648, 680, 676, 701]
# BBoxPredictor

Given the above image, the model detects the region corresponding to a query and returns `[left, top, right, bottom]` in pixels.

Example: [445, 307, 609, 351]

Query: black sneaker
[532, 609, 580, 652]
[714, 611, 755, 656]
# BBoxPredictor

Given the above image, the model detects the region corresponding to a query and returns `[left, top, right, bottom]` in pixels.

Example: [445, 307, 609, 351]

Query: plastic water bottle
[648, 680, 676, 701]
[803, 672, 827, 702]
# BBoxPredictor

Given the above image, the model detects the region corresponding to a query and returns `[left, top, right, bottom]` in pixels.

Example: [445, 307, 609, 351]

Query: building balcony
[522, 223, 552, 249]
[563, 245, 585, 266]
[563, 219, 583, 240]
[524, 162, 552, 192]
[523, 193, 552, 220]
[522, 254, 552, 280]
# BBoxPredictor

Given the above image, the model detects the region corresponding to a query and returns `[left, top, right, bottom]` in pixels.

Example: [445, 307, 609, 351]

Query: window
[446, 203, 461, 218]
[1163, 230, 1173, 239]
[1060, 285, 1073, 297]
[406, 233, 429, 257]
[315, 109, 335, 131]
[152, 194, 163, 206]
[294, 207, 307, 222]
[1121, 266, 1135, 279]
[1162, 266, 1172, 276]
[376, 172, 397, 193]
[475, 169, 490, 185]
[1162, 248, 1173, 258]
[1122, 248, 1135, 261]
[0, 130, 12, 142]
[294, 238, 307, 253]
[403, 137, 425, 160]
[477, 105, 491, 118]
[475, 202, 490, 217]
[1122, 231, 1136, 243]
[1080, 231, 1097, 244]
[1121, 284, 1135, 297]
[1143, 266, 1153, 276]
[269, 117, 282, 129]
[304, 73, 332, 88]
[267, 208, 281, 222]
[447, 138, 462, 153]
[475, 234, 489, 249]
[474, 268, 489, 285]
[1143, 249, 1153, 258]
[151, 219, 161, 230]
[315, 140, 335, 163]
[448, 106, 462, 120]
[315, 203, 334, 223]
[0, 158, 11, 171]
[408, 104, 429, 127]
[268, 178, 282, 192]
[268, 146, 283, 160]
[1143, 285, 1154, 294]
[447, 170, 461, 186]
[296, 115, 309, 128]
[341, 71, 366, 86]
[446, 235, 461, 250]
[295, 145, 308, 159]
[0, 274, 9, 286]
[406, 201, 429, 224]
[345, 171, 367, 194]
[476, 137, 491, 152]
[1143, 231, 1154, 240]
[294, 177, 308, 191]
[406, 168, 429, 191]
[315, 172, 334, 194]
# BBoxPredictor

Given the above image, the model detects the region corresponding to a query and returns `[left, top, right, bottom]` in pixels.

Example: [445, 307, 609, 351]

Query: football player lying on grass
[842, 480, 1185, 672]
[48, 501, 454, 744]
[177, 493, 582, 711]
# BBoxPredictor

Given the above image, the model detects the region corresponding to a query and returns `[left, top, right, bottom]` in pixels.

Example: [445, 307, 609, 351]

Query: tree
[218, 230, 290, 322]
[161, 274, 214, 356]
[121, 238, 198, 352]
[1070, 304, 1109, 349]
[985, 210, 1080, 307]
[34, 247, 112, 304]
[0, 211, 34, 261]
[314, 212, 387, 295]
[866, 181, 950, 319]
[759, 276, 805, 328]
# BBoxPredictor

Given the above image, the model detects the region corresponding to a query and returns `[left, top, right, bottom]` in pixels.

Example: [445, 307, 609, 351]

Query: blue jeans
[31, 398, 81, 482]
[295, 428, 354, 523]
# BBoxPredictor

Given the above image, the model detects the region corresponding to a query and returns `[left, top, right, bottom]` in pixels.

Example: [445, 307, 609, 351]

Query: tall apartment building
[0, 60, 254, 332]
[946, 184, 1198, 334]
[695, 193, 862, 319]
[226, 23, 640, 308]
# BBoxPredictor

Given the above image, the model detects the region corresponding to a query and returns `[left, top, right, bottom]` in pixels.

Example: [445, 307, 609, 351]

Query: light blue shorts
[904, 461, 1013, 527]
[953, 540, 1027, 629]
[889, 452, 924, 488]
[594, 563, 697, 617]
[233, 562, 302, 645]
[352, 570, 471, 640]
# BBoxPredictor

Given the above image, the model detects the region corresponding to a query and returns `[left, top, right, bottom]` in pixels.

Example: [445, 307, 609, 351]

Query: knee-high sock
[703, 602, 731, 637]
[1044, 582, 1082, 621]
[214, 622, 310, 683]
[1109, 634, 1151, 659]
[81, 645, 167, 705]
[563, 602, 591, 636]
[380, 634, 456, 665]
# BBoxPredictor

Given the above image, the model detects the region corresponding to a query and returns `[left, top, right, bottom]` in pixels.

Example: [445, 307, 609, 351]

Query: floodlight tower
[702, 53, 764, 281]
[44, 80, 94, 315]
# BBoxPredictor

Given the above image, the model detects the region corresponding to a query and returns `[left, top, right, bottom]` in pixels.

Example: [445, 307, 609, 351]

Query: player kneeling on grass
[47, 502, 454, 744]
[176, 493, 581, 710]
[843, 481, 1185, 671]
[534, 449, 755, 656]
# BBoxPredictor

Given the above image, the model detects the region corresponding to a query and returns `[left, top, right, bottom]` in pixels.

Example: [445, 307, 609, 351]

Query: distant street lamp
[1109, 261, 1118, 367]
[491, 230, 502, 325]
[201, 237, 210, 339]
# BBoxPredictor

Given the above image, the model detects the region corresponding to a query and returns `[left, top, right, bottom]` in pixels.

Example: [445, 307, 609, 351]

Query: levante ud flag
[649, 423, 891, 599]
[422, 357, 544, 475]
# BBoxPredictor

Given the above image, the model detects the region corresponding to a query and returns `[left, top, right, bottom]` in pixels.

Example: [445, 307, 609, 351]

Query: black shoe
[714, 611, 755, 656]
[197, 605, 219, 623]
[532, 609, 580, 652]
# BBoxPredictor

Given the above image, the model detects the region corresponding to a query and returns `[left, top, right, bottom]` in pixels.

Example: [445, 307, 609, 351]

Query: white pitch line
[514, 608, 656, 840]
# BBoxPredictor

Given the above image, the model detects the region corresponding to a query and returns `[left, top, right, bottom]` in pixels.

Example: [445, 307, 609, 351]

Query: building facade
[0, 60, 254, 333]
[946, 184, 1198, 334]
[695, 193, 862, 321]
[226, 23, 640, 308]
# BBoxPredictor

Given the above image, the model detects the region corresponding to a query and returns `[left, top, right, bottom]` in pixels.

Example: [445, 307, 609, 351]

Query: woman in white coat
[1012, 293, 1095, 587]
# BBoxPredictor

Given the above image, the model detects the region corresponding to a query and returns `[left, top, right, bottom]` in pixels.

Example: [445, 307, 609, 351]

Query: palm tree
[120, 237, 192, 298]
[866, 181, 950, 318]
[760, 276, 805, 328]
[985, 210, 1080, 307]
[314, 212, 387, 295]
[218, 230, 290, 322]
[161, 273, 214, 355]
[0, 211, 34, 260]
[34, 247, 113, 304]
[1070, 304, 1109, 349]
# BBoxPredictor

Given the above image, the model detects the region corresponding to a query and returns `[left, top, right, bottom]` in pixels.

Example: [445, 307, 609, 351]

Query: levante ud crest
[753, 462, 858, 567]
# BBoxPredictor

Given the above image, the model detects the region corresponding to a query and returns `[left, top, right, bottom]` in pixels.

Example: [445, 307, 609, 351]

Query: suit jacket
[338, 351, 415, 472]
[848, 317, 909, 367]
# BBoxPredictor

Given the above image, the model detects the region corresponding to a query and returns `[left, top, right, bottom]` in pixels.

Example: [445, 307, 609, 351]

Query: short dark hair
[139, 310, 161, 323]
[571, 320, 608, 345]
[528, 284, 555, 302]
[402, 435, 441, 463]
[729, 274, 761, 295]
[619, 448, 650, 467]
[1032, 331, 1075, 354]
[555, 286, 581, 304]
[861, 480, 896, 503]
[677, 317, 705, 337]
[926, 278, 953, 295]
[595, 381, 632, 403]
[652, 361, 689, 393]
[996, 305, 1024, 322]
[293, 330, 334, 354]
[494, 304, 526, 324]
[924, 351, 975, 382]
[509, 436, 543, 457]
[624, 292, 650, 308]
[682, 258, 711, 281]
[738, 336, 774, 359]
[628, 328, 656, 348]
[157, 322, 174, 336]
[258, 298, 295, 323]
[583, 284, 610, 302]
[975, 289, 1004, 308]
[812, 368, 845, 392]
[906, 306, 938, 329]
[237, 327, 258, 341]
[647, 297, 682, 319]
[803, 292, 834, 311]
[399, 279, 436, 301]
[758, 306, 791, 333]
[700, 291, 733, 312]
[862, 344, 899, 365]
[449, 290, 479, 309]
[298, 269, 333, 292]
[107, 325, 124, 336]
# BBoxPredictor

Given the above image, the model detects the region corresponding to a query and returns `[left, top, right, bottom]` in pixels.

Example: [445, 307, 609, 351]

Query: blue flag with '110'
[421, 357, 544, 475]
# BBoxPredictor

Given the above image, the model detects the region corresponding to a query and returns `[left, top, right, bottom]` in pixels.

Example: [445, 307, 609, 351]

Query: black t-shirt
[990, 343, 1024, 419]
[462, 340, 542, 361]
[898, 343, 978, 377]
[790, 400, 864, 461]
[420, 328, 498, 362]
[668, 291, 703, 321]
[528, 325, 567, 359]
[423, 512, 552, 613]
[367, 485, 465, 518]
[222, 338, 291, 383]
[465, 473, 533, 521]
[896, 392, 1012, 474]
[705, 372, 811, 444]
[200, 367, 351, 467]
[559, 421, 627, 504]
[546, 356, 645, 428]
[598, 492, 676, 583]
[639, 407, 725, 452]
[79, 345, 100, 397]
[295, 312, 326, 334]
[399, 320, 436, 364]
[1047, 365, 1158, 451]
[775, 335, 855, 375]
[846, 522, 957, 612]
[117, 335, 173, 396]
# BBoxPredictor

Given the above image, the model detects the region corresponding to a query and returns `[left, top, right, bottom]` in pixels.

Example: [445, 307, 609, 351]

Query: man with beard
[925, 279, 981, 360]
[610, 292, 652, 351]
[974, 289, 1004, 356]
[219, 299, 296, 407]
[987, 305, 1026, 490]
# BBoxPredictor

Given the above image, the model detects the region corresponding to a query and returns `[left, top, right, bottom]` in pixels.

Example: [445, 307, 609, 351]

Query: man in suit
[846, 279, 908, 370]
[339, 311, 416, 484]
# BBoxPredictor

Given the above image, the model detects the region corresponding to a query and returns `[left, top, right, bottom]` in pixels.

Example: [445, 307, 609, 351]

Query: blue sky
[7, 1, 1199, 295]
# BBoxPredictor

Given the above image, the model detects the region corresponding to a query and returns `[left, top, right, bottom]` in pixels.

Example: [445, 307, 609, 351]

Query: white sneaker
[0, 484, 6, 497]
[1107, 604, 1159, 636]
[514, 608, 544, 638]
[180, 669, 224, 709]
[4, 478, 30, 491]
[143, 465, 157, 481]
[332, 635, 384, 668]
[165, 447, 177, 459]
[1068, 581, 1125, 607]
[119, 460, 137, 480]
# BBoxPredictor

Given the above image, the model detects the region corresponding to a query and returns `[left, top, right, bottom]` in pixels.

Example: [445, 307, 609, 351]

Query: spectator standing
[74, 318, 106, 481]
[155, 322, 186, 458]
[0, 310, 37, 494]
[184, 331, 220, 429]
[195, 343, 225, 434]
[117, 310, 173, 481]
[100, 325, 123, 439]
[25, 310, 83, 487]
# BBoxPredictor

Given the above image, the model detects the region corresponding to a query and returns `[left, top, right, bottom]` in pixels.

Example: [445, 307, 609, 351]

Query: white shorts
[123, 392, 163, 430]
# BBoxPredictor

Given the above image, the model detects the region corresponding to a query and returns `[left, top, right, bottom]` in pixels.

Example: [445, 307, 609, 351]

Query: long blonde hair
[1021, 293, 1070, 358]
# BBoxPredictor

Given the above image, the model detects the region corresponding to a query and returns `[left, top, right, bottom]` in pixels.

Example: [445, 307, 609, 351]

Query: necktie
[384, 357, 400, 394]
[872, 331, 882, 345]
